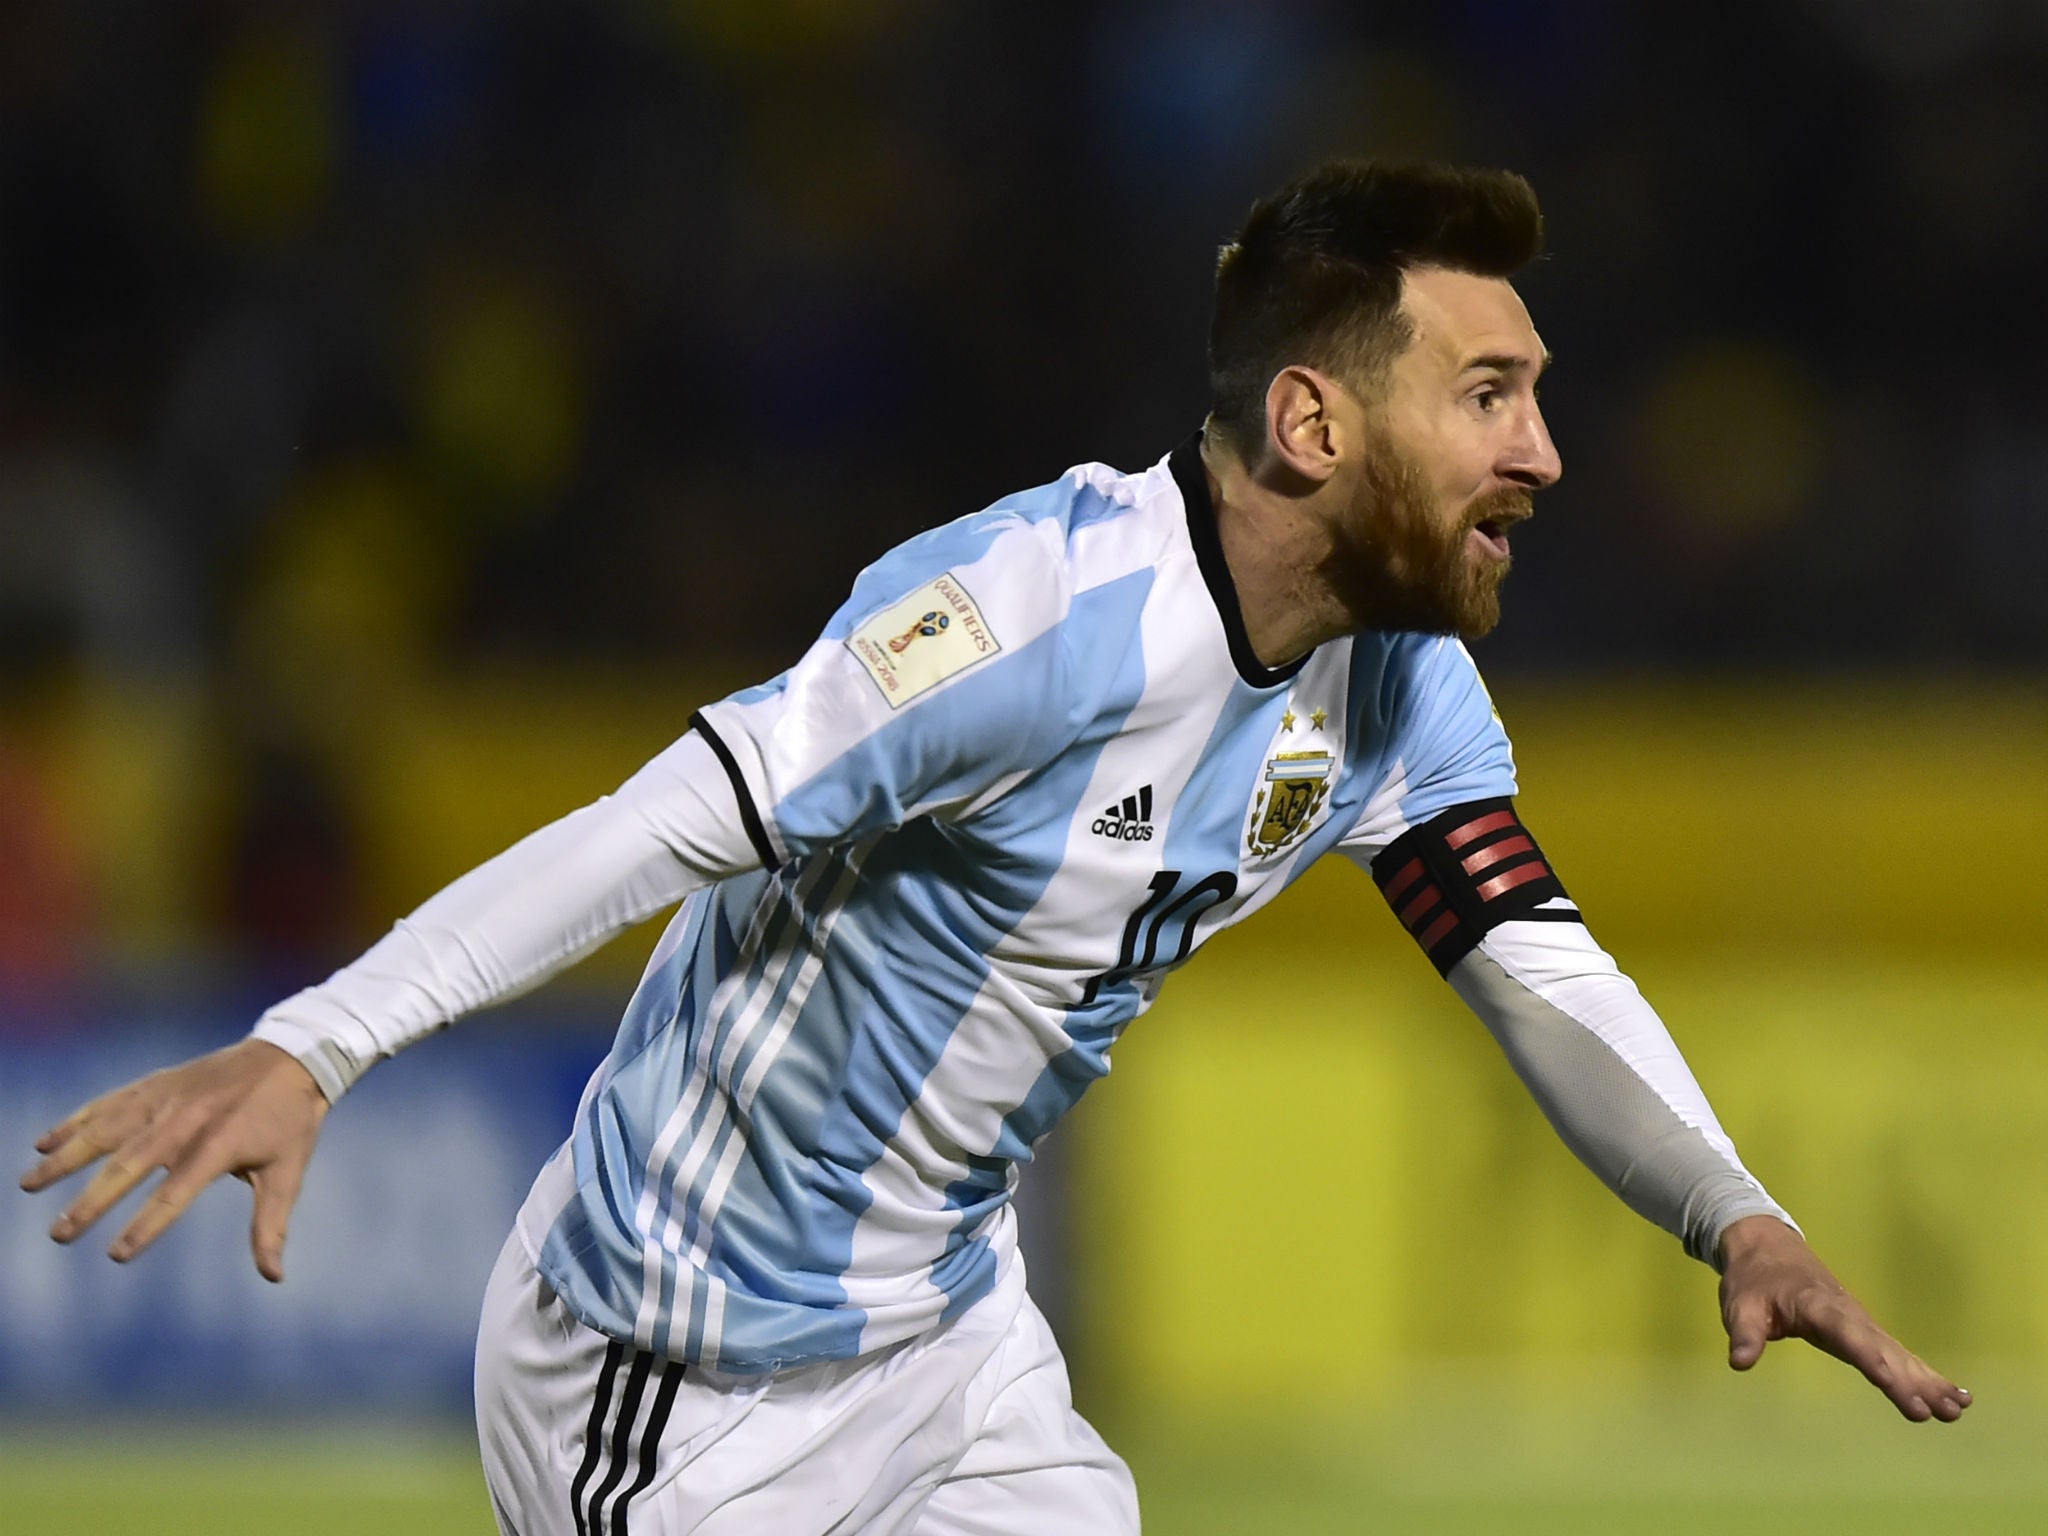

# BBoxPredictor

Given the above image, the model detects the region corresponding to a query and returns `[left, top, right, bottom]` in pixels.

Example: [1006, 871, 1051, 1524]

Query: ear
[1262, 366, 1346, 484]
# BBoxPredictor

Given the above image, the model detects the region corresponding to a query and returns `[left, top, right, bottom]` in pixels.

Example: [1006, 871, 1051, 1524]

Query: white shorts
[474, 1234, 1139, 1536]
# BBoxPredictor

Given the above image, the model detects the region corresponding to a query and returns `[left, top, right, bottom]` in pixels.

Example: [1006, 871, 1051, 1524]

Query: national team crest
[1246, 750, 1334, 857]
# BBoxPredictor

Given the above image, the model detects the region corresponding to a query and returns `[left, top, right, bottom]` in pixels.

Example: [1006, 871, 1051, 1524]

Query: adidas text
[1090, 816, 1154, 842]
[1091, 785, 1155, 841]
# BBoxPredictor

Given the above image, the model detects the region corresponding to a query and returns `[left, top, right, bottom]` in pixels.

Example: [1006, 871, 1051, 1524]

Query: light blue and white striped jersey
[513, 436, 1517, 1373]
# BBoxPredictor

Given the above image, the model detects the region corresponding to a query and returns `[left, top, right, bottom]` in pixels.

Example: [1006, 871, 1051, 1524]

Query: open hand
[1717, 1214, 1970, 1423]
[18, 1038, 328, 1282]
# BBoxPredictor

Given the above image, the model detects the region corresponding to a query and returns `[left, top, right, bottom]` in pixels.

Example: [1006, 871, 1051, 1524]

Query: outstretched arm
[25, 517, 1077, 1279]
[18, 724, 760, 1276]
[1367, 797, 1970, 1424]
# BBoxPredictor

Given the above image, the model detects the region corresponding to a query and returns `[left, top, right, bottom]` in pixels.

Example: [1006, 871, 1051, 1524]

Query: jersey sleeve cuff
[249, 1014, 375, 1103]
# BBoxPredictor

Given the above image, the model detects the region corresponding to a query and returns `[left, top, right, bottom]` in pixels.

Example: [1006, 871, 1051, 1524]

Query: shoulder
[1352, 632, 1486, 714]
[833, 455, 1183, 654]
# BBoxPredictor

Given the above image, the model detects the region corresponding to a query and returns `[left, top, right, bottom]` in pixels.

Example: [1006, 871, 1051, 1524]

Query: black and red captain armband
[1370, 798, 1580, 975]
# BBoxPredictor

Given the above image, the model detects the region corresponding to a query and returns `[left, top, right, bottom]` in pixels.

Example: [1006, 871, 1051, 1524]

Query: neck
[1200, 432, 1359, 669]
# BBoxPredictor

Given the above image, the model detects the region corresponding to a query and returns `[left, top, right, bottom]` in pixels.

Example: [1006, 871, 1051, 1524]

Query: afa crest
[1246, 750, 1334, 857]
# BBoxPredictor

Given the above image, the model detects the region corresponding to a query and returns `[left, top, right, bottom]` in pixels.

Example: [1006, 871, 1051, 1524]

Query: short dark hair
[1207, 160, 1544, 456]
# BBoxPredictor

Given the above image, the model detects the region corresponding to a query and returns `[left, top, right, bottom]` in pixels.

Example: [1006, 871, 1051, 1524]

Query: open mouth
[1468, 519, 1513, 560]
[1465, 496, 1532, 561]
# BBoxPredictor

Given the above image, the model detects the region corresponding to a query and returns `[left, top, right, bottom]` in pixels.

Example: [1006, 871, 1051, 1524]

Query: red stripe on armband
[1367, 799, 1574, 976]
[1381, 857, 1427, 905]
[1476, 860, 1551, 902]
[1445, 809, 1516, 850]
[1416, 910, 1461, 951]
[1397, 885, 1442, 929]
[1460, 834, 1534, 875]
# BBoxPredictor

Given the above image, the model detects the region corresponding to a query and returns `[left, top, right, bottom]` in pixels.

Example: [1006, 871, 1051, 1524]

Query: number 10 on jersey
[1079, 870, 1238, 1006]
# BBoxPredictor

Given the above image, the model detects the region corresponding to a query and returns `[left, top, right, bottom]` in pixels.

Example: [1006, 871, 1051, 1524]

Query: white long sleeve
[1451, 917, 1798, 1267]
[250, 728, 761, 1100]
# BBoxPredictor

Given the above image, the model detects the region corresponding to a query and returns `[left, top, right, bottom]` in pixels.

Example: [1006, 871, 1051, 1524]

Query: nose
[1503, 401, 1562, 490]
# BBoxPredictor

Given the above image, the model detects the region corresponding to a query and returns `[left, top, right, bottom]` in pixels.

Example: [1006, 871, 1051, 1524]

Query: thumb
[1725, 1290, 1773, 1372]
[249, 1155, 308, 1284]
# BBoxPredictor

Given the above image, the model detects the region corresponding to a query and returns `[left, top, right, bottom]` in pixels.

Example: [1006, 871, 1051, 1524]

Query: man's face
[1330, 266, 1561, 639]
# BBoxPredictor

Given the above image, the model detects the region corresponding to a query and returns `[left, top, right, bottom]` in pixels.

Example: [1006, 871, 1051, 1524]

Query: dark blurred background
[4, 0, 2046, 991]
[4, 5, 2046, 1530]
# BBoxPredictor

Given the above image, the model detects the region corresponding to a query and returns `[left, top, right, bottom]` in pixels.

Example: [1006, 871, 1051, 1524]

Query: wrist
[247, 1018, 369, 1103]
[1715, 1212, 1801, 1269]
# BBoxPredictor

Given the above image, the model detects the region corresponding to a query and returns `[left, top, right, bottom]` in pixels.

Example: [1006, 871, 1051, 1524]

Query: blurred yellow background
[18, 664, 2042, 1384]
[8, 673, 2045, 1532]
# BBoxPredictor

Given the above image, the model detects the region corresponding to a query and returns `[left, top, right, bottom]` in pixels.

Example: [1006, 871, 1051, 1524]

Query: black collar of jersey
[1171, 431, 1315, 691]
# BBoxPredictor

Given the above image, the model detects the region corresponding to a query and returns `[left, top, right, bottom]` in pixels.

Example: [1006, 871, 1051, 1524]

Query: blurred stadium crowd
[3, 0, 2046, 1010]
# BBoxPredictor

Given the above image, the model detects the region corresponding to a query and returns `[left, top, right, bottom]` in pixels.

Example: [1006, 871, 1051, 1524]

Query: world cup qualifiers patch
[847, 573, 1002, 708]
[1370, 798, 1579, 974]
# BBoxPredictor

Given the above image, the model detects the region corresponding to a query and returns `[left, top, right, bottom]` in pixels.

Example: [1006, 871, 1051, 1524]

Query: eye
[1470, 384, 1503, 413]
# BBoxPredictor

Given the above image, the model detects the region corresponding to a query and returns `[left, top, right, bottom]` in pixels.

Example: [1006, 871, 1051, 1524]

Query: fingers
[24, 1043, 331, 1281]
[19, 1096, 129, 1192]
[20, 1127, 111, 1195]
[1865, 1348, 1971, 1425]
[30, 1102, 95, 1158]
[39, 1095, 188, 1239]
[1798, 1296, 1973, 1424]
[247, 1151, 309, 1283]
[53, 1149, 166, 1244]
[1723, 1289, 1775, 1372]
[110, 1133, 242, 1263]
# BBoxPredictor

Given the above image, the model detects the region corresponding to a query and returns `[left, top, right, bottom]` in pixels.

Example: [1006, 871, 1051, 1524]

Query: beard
[1321, 430, 1530, 641]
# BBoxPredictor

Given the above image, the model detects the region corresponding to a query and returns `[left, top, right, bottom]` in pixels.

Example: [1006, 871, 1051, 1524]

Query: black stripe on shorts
[609, 1361, 686, 1536]
[570, 1341, 626, 1536]
[585, 1350, 654, 1536]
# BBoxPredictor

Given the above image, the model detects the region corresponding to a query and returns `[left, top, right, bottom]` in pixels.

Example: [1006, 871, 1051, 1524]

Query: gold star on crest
[1309, 706, 1328, 730]
[1280, 709, 1297, 732]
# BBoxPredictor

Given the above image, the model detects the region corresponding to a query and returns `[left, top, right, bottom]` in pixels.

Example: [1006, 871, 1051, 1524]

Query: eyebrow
[1462, 350, 1552, 376]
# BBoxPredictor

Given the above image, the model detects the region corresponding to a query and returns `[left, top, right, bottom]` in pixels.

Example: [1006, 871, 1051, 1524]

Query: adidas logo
[1090, 785, 1155, 842]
